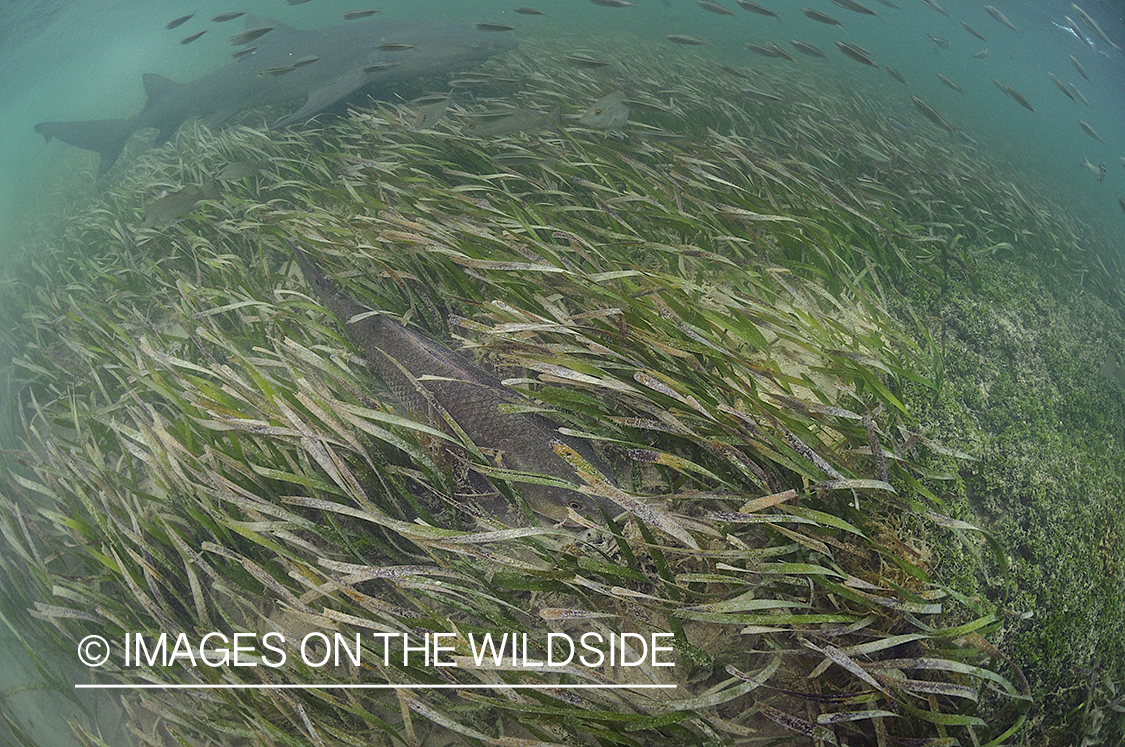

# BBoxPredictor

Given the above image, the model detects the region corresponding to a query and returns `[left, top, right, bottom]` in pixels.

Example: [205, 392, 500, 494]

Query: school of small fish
[159, 2, 1121, 201]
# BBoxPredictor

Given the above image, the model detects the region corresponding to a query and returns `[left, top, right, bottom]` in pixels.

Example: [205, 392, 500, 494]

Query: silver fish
[580, 89, 630, 131]
[464, 106, 561, 137]
[1082, 158, 1106, 182]
[828, 0, 876, 15]
[962, 21, 986, 42]
[361, 62, 400, 74]
[746, 42, 794, 60]
[212, 12, 246, 23]
[911, 94, 952, 132]
[165, 14, 194, 30]
[983, 5, 1018, 33]
[258, 65, 297, 77]
[836, 41, 878, 67]
[937, 73, 963, 92]
[215, 159, 267, 181]
[228, 26, 274, 45]
[1007, 87, 1034, 112]
[1069, 54, 1090, 81]
[801, 7, 842, 25]
[971, 48, 990, 59]
[411, 96, 450, 130]
[666, 34, 708, 46]
[698, 0, 736, 15]
[449, 75, 519, 88]
[919, 0, 949, 16]
[342, 10, 380, 20]
[1079, 120, 1105, 143]
[736, 0, 779, 17]
[1069, 82, 1091, 107]
[1072, 3, 1121, 51]
[789, 39, 827, 57]
[1049, 72, 1075, 101]
[856, 141, 891, 163]
[141, 180, 220, 228]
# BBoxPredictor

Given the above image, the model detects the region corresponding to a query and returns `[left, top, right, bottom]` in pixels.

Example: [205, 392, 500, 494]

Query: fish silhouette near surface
[35, 16, 516, 176]
[286, 239, 620, 525]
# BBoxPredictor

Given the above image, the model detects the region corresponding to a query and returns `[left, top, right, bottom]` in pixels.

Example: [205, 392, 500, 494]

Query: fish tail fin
[201, 178, 221, 202]
[547, 105, 563, 132]
[34, 118, 136, 177]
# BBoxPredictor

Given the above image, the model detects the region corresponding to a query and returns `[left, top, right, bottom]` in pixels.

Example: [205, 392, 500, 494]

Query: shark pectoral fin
[34, 118, 135, 177]
[142, 74, 182, 110]
[270, 72, 367, 129]
[154, 123, 180, 146]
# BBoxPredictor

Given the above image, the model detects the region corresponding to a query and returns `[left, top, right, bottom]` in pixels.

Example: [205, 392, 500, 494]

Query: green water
[0, 2, 1123, 746]
[1, 0, 1123, 262]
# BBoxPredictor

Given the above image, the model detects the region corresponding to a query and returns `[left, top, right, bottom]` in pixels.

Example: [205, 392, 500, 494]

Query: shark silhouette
[34, 16, 516, 176]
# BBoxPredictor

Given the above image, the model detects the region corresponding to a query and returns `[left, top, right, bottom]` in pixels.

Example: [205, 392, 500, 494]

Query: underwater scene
[0, 0, 1123, 745]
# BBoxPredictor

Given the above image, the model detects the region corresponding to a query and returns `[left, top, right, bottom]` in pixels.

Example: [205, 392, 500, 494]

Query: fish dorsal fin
[142, 74, 181, 109]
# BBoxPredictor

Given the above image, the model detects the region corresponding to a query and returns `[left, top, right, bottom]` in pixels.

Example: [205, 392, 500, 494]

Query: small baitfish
[286, 240, 620, 524]
[462, 106, 561, 137]
[1082, 158, 1106, 182]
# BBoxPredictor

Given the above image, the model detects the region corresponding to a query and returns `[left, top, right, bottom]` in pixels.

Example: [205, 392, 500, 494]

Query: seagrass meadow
[2, 32, 1124, 747]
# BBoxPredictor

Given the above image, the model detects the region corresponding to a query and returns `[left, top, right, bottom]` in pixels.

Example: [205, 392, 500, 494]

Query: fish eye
[594, 108, 603, 116]
[567, 499, 584, 511]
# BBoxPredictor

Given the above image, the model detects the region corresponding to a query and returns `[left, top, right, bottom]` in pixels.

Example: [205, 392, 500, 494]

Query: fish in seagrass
[286, 239, 620, 524]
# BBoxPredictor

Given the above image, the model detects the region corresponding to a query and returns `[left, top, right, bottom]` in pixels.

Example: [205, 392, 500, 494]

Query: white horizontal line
[75, 683, 676, 690]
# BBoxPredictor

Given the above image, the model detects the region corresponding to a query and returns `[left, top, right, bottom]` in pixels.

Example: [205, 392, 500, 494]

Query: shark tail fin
[34, 118, 136, 177]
